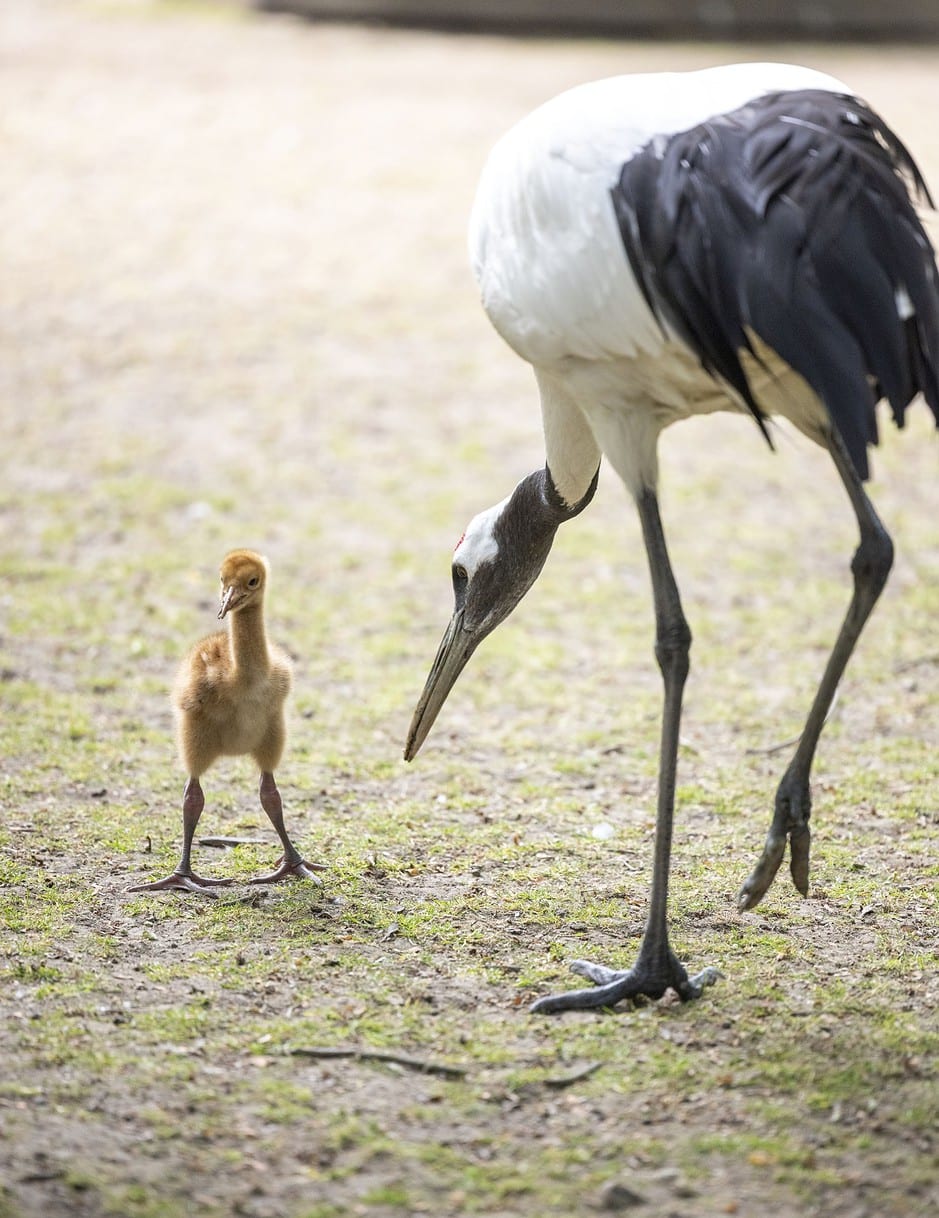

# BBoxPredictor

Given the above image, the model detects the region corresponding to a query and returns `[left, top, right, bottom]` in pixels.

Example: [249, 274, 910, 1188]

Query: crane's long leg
[531, 488, 721, 1013]
[247, 772, 327, 884]
[738, 428, 894, 911]
[127, 778, 233, 895]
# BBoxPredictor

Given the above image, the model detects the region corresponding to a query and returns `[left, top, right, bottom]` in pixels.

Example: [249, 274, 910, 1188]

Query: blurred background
[256, 0, 939, 39]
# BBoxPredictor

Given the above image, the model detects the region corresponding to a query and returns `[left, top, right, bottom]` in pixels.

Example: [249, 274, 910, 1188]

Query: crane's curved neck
[543, 463, 599, 521]
[497, 464, 598, 546]
[535, 368, 604, 509]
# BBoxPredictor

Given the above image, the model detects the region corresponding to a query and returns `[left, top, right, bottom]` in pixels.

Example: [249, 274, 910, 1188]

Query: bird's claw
[788, 825, 811, 897]
[738, 770, 813, 911]
[569, 960, 626, 986]
[737, 832, 786, 910]
[737, 822, 811, 911]
[686, 965, 724, 996]
[247, 856, 327, 885]
[530, 954, 722, 1015]
[127, 871, 232, 896]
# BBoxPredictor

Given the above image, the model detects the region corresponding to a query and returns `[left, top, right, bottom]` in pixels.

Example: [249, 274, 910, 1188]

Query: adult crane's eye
[452, 565, 468, 595]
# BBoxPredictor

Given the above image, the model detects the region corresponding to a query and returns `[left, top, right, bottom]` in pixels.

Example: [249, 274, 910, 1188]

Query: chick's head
[218, 549, 269, 619]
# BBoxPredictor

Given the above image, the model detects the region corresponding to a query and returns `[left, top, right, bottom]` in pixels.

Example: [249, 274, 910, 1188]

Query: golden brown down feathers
[174, 550, 292, 778]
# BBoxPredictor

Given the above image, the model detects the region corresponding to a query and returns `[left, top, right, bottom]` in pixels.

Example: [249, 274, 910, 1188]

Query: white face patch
[454, 496, 508, 576]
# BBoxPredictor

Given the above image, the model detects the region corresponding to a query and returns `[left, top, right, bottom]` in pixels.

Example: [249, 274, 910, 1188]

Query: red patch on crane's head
[453, 532, 465, 553]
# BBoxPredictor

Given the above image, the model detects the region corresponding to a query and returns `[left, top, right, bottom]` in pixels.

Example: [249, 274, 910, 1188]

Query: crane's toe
[127, 870, 233, 896]
[737, 822, 812, 911]
[738, 774, 813, 910]
[569, 960, 628, 985]
[737, 832, 787, 910]
[740, 833, 813, 911]
[530, 953, 721, 1015]
[247, 855, 327, 885]
[788, 825, 811, 897]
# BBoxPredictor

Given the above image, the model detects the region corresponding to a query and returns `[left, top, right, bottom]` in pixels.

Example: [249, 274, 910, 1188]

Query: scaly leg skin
[248, 772, 327, 885]
[737, 428, 893, 914]
[128, 777, 232, 895]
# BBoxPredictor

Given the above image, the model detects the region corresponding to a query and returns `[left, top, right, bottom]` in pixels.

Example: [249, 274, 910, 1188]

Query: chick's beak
[218, 585, 238, 619]
[404, 609, 478, 761]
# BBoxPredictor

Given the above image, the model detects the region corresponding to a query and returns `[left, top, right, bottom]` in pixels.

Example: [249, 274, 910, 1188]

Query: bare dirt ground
[0, 3, 937, 1217]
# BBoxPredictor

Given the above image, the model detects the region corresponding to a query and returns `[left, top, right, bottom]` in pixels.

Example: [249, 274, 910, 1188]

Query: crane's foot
[247, 856, 327, 885]
[530, 952, 722, 1015]
[127, 870, 233, 896]
[737, 773, 812, 911]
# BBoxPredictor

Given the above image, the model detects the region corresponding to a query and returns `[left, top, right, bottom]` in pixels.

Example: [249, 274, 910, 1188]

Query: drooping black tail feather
[613, 88, 939, 479]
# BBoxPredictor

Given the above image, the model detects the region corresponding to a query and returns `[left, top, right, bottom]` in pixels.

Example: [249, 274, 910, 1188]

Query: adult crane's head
[404, 466, 598, 761]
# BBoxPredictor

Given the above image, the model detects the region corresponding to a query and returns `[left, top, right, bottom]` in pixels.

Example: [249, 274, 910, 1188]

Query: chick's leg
[128, 777, 233, 894]
[248, 772, 327, 883]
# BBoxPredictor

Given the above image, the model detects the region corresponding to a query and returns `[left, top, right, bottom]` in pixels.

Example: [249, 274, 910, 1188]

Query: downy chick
[129, 549, 324, 893]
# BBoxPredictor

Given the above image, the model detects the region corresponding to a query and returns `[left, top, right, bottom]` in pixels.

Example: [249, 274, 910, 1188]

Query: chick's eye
[248, 576, 259, 588]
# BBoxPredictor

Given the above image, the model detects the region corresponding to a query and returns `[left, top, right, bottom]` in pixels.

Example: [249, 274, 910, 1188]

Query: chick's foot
[127, 870, 232, 896]
[247, 856, 327, 885]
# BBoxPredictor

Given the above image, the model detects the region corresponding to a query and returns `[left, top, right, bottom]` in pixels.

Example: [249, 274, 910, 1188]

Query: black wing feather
[612, 88, 939, 479]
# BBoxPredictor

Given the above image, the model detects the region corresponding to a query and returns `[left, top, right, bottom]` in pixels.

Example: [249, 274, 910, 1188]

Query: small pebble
[600, 1182, 646, 1210]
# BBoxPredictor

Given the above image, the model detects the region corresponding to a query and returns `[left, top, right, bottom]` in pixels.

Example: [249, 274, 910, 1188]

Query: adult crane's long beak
[404, 609, 478, 761]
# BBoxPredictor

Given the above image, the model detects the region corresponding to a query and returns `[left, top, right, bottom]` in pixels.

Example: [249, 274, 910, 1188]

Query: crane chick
[129, 549, 324, 893]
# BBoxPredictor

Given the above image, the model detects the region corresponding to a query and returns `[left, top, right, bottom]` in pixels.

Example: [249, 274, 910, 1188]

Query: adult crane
[404, 63, 939, 1013]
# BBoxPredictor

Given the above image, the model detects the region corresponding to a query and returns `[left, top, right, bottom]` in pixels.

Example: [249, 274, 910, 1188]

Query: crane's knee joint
[654, 620, 692, 680]
[852, 525, 893, 597]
